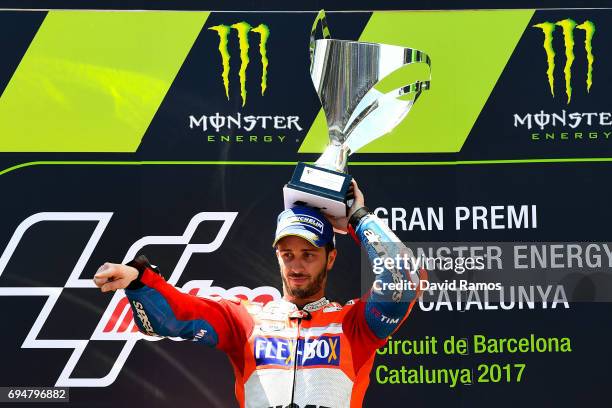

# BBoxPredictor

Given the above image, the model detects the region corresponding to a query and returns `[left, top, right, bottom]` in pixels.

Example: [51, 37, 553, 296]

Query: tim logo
[254, 336, 340, 367]
[533, 19, 595, 104]
[209, 22, 270, 106]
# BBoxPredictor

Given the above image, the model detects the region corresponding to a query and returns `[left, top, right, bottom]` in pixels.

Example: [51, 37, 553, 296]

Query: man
[94, 180, 423, 407]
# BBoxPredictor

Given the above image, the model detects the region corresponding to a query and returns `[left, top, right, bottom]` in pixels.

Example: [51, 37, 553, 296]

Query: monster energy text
[514, 111, 612, 130]
[513, 110, 612, 142]
[189, 113, 303, 143]
[209, 22, 270, 106]
[189, 113, 303, 132]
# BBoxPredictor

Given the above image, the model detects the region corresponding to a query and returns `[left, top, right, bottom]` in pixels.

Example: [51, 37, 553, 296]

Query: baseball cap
[273, 206, 334, 248]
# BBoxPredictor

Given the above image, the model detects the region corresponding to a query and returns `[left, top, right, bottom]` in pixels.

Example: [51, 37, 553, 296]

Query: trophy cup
[283, 10, 432, 217]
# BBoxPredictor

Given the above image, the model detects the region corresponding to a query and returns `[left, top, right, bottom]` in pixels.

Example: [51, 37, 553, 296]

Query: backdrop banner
[0, 8, 610, 408]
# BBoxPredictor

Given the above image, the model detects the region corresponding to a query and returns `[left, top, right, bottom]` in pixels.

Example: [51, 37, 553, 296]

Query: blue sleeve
[125, 286, 219, 347]
[354, 214, 423, 339]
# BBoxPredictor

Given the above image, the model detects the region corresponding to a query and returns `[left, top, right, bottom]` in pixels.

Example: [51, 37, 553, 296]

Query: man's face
[275, 235, 336, 299]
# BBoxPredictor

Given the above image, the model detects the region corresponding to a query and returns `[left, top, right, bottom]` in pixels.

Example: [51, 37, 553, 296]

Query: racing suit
[125, 212, 423, 408]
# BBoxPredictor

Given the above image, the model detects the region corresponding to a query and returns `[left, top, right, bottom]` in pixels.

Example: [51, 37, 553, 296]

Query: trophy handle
[397, 47, 432, 101]
[344, 79, 431, 135]
[357, 46, 431, 110]
[310, 9, 331, 67]
[341, 80, 428, 152]
[342, 48, 432, 153]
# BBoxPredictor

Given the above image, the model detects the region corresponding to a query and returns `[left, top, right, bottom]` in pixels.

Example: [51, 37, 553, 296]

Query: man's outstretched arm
[94, 256, 253, 352]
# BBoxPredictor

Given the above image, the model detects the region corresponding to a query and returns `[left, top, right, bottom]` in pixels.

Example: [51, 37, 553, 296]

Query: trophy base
[283, 162, 352, 217]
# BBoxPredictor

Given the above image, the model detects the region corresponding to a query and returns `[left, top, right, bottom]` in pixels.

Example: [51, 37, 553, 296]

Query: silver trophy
[284, 10, 432, 217]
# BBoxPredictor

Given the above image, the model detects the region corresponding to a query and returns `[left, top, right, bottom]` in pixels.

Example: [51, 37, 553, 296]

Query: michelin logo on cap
[278, 215, 325, 234]
[273, 206, 334, 247]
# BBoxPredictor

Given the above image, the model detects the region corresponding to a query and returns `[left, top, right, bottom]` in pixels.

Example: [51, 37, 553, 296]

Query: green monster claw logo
[209, 22, 270, 106]
[533, 19, 595, 104]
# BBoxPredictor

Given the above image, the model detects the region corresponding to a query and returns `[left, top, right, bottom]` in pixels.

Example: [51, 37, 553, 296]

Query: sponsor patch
[132, 301, 157, 336]
[279, 215, 325, 234]
[254, 336, 340, 367]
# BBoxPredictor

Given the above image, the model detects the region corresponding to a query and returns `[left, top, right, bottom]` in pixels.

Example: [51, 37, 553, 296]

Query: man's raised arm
[93, 255, 253, 352]
[336, 180, 424, 343]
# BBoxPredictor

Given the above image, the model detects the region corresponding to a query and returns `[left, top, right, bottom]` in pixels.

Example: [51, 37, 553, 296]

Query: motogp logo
[0, 212, 280, 387]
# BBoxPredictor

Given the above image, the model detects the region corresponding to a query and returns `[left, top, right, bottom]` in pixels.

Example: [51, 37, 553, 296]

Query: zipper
[288, 310, 311, 407]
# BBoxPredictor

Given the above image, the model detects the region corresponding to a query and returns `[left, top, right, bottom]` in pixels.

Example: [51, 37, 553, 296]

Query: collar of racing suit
[277, 296, 330, 312]
[302, 297, 330, 312]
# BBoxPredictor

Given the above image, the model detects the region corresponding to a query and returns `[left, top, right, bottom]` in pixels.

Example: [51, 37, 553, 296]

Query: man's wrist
[125, 255, 160, 290]
[348, 206, 370, 230]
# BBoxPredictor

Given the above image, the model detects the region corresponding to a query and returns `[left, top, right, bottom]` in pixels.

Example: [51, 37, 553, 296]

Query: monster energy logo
[533, 19, 595, 104]
[209, 22, 270, 106]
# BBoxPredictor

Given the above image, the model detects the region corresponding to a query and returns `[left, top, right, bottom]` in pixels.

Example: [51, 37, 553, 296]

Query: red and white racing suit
[125, 213, 423, 408]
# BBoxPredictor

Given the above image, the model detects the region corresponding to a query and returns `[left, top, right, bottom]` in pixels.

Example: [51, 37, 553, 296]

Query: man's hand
[327, 179, 365, 234]
[94, 263, 139, 293]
